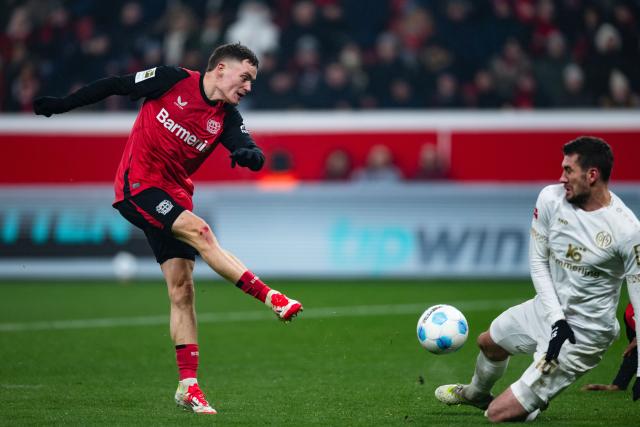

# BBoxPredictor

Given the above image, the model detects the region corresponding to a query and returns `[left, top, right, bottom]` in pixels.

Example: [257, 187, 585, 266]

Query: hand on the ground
[581, 384, 621, 391]
[545, 319, 576, 362]
[229, 148, 265, 171]
[623, 337, 637, 358]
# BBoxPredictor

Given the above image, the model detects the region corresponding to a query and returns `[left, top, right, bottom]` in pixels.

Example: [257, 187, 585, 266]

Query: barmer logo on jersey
[156, 108, 209, 152]
[595, 231, 612, 249]
[156, 200, 174, 215]
[206, 119, 221, 135]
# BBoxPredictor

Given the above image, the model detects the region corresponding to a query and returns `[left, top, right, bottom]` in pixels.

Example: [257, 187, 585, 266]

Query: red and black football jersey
[109, 66, 260, 210]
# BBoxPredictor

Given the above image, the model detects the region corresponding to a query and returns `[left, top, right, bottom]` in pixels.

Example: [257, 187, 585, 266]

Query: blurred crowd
[2, 0, 640, 112]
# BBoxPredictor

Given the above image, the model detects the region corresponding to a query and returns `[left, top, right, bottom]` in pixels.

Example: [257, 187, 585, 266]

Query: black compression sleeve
[61, 76, 136, 112]
[59, 66, 189, 112]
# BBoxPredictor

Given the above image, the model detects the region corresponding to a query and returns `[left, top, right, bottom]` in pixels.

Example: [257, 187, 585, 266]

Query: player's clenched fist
[33, 96, 68, 117]
[229, 147, 265, 171]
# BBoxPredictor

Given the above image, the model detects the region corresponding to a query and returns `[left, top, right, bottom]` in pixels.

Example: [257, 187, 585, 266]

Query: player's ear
[587, 167, 600, 184]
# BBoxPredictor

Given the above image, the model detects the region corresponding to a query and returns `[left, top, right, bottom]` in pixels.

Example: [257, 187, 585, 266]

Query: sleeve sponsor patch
[135, 67, 157, 83]
[634, 244, 640, 266]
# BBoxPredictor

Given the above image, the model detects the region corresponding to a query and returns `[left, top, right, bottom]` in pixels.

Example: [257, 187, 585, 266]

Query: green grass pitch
[0, 279, 635, 426]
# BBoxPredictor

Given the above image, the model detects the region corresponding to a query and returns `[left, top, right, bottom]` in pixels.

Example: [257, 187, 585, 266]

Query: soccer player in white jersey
[435, 136, 640, 422]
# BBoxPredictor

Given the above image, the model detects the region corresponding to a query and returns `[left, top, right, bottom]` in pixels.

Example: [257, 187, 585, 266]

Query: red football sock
[236, 270, 271, 303]
[175, 344, 199, 380]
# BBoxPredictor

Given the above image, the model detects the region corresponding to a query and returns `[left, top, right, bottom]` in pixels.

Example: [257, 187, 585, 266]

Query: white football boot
[266, 290, 303, 322]
[435, 384, 493, 410]
[175, 378, 217, 414]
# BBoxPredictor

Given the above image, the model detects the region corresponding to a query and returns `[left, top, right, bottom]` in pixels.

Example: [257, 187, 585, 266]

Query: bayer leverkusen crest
[206, 119, 221, 134]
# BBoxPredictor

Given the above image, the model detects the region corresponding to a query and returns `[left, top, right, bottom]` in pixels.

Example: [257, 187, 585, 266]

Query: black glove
[633, 377, 639, 401]
[33, 96, 69, 117]
[545, 319, 576, 362]
[229, 148, 264, 171]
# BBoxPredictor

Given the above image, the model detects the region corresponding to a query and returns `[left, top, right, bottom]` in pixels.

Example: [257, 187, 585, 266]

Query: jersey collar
[199, 72, 223, 107]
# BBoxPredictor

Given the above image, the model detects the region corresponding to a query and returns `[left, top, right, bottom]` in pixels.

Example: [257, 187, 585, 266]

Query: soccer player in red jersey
[33, 43, 303, 415]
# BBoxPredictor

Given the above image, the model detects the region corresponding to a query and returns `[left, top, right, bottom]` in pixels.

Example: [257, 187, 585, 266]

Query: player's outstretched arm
[33, 75, 137, 117]
[34, 66, 189, 117]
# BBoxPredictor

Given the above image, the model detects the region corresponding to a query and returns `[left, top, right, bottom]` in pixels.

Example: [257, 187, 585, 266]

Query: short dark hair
[206, 43, 259, 71]
[563, 136, 614, 182]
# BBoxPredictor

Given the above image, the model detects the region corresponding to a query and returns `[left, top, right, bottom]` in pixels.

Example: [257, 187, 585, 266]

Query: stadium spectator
[600, 69, 640, 108]
[435, 137, 640, 421]
[3, 0, 640, 111]
[556, 64, 594, 107]
[279, 0, 321, 61]
[366, 32, 416, 108]
[315, 61, 358, 109]
[413, 144, 449, 180]
[353, 144, 403, 182]
[224, 0, 279, 61]
[161, 4, 197, 66]
[490, 37, 532, 105]
[533, 31, 571, 106]
[259, 148, 299, 186]
[468, 69, 504, 108]
[323, 148, 353, 181]
[32, 42, 303, 415]
[582, 303, 638, 395]
[430, 73, 464, 108]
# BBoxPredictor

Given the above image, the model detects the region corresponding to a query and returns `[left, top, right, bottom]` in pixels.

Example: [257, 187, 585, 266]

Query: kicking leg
[171, 210, 303, 321]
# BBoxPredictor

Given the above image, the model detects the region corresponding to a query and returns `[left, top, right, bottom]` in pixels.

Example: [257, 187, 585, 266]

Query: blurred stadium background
[1, 0, 639, 280]
[1, 1, 639, 424]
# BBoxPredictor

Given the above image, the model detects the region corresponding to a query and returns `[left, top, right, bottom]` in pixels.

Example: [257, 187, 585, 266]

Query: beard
[566, 190, 589, 206]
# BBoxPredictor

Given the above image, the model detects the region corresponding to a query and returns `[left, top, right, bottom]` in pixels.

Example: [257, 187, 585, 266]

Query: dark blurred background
[2, 0, 640, 113]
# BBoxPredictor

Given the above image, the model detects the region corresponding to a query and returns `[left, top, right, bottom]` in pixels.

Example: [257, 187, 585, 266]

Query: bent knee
[486, 401, 530, 423]
[477, 331, 509, 361]
[173, 213, 219, 249]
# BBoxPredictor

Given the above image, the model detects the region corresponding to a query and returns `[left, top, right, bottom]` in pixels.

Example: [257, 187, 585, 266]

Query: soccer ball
[417, 304, 468, 354]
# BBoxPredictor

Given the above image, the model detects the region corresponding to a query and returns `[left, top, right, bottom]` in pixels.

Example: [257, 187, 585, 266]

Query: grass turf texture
[0, 279, 635, 426]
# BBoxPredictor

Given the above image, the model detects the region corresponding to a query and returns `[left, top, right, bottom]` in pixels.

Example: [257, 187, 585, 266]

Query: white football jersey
[530, 184, 640, 339]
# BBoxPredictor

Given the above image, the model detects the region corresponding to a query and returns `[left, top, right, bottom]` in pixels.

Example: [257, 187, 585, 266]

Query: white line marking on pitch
[0, 384, 44, 389]
[0, 299, 523, 332]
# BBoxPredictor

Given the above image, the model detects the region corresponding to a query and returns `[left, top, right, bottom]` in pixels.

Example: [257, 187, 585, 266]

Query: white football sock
[466, 351, 509, 398]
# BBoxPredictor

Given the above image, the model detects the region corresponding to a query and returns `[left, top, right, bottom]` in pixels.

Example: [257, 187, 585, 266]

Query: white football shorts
[489, 298, 615, 412]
